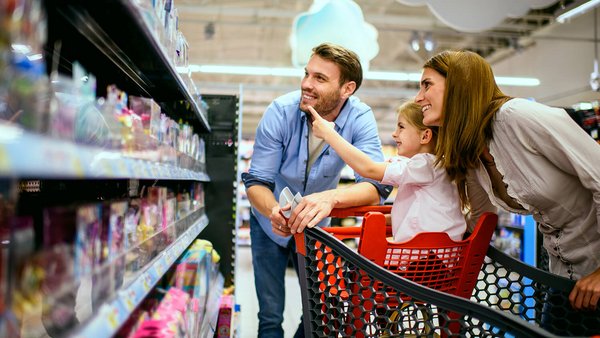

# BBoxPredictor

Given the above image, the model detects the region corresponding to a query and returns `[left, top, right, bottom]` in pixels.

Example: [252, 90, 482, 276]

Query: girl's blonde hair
[397, 99, 438, 142]
[423, 50, 511, 209]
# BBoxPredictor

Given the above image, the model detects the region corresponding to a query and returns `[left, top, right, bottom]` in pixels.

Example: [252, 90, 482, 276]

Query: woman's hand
[569, 267, 600, 310]
[307, 106, 335, 140]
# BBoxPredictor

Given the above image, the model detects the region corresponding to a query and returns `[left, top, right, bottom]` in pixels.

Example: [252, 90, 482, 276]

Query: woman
[414, 50, 600, 316]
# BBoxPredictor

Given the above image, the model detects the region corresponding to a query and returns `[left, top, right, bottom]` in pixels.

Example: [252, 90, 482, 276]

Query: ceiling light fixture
[423, 32, 435, 52]
[556, 0, 600, 23]
[409, 31, 420, 52]
[180, 65, 540, 87]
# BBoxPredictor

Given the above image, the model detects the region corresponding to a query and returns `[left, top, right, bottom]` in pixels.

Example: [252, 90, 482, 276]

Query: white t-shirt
[382, 153, 466, 243]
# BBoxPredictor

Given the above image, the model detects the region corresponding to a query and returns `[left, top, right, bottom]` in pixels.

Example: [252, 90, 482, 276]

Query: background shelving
[1, 1, 239, 337]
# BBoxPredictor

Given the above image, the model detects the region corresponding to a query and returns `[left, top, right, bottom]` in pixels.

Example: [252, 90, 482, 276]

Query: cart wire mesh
[475, 245, 600, 337]
[295, 225, 593, 338]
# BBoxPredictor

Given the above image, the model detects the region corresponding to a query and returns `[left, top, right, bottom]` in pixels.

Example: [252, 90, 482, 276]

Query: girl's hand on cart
[288, 190, 335, 234]
[307, 106, 335, 140]
[569, 267, 600, 310]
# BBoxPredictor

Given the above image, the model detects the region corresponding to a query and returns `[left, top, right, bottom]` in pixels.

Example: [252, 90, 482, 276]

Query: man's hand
[288, 190, 337, 234]
[271, 204, 292, 237]
[307, 106, 335, 140]
[569, 267, 600, 310]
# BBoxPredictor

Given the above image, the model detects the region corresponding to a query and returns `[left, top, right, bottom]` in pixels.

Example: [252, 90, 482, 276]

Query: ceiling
[175, 0, 599, 143]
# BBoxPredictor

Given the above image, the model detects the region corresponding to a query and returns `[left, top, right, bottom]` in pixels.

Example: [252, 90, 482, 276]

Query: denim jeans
[250, 214, 305, 338]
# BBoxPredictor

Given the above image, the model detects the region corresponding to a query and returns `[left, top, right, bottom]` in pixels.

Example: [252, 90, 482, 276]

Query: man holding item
[242, 42, 391, 338]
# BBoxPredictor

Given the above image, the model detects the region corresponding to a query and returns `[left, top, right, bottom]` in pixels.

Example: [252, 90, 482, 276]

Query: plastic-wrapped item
[130, 96, 161, 140]
[107, 200, 128, 292]
[0, 0, 49, 132]
[124, 198, 141, 276]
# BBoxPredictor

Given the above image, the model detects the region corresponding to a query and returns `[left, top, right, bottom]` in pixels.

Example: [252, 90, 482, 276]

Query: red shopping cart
[294, 206, 600, 337]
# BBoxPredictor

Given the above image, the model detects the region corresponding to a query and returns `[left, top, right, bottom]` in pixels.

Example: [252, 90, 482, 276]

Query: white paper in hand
[279, 187, 294, 218]
[293, 192, 303, 207]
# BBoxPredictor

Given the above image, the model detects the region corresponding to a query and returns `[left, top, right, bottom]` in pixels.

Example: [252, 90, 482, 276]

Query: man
[242, 42, 391, 338]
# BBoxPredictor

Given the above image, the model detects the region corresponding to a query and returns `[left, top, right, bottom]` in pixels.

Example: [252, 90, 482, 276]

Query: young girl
[308, 101, 465, 242]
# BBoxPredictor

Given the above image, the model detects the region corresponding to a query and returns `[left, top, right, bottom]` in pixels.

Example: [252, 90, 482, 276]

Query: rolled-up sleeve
[243, 101, 285, 191]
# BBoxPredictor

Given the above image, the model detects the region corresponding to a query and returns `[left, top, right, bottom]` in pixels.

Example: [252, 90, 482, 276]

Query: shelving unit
[74, 212, 209, 338]
[1, 1, 238, 337]
[235, 139, 253, 247]
[0, 123, 209, 181]
[47, 0, 210, 131]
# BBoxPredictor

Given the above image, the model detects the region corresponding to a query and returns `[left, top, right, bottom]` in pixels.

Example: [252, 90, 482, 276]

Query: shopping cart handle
[324, 225, 393, 240]
[329, 205, 392, 218]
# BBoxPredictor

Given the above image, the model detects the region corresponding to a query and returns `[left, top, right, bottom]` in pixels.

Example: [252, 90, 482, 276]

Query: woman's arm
[308, 106, 388, 181]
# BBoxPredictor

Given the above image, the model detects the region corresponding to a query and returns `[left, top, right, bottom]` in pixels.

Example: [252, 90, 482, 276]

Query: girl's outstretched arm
[308, 106, 387, 181]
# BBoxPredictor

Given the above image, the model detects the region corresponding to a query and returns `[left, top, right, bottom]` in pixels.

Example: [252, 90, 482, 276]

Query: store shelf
[49, 0, 210, 131]
[74, 212, 209, 338]
[0, 123, 209, 180]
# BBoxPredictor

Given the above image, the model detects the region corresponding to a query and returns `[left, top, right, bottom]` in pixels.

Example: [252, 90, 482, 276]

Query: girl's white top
[382, 153, 466, 243]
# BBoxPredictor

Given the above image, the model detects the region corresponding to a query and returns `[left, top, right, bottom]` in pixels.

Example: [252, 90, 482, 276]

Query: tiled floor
[235, 245, 303, 338]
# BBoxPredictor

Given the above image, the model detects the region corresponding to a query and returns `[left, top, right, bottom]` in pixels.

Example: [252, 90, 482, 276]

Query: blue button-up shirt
[242, 90, 392, 246]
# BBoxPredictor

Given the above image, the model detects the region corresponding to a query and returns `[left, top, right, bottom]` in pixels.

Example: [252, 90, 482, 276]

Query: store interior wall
[178, 1, 600, 144]
[494, 8, 600, 107]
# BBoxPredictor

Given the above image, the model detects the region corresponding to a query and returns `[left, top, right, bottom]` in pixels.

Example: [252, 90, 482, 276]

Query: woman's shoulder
[497, 98, 568, 124]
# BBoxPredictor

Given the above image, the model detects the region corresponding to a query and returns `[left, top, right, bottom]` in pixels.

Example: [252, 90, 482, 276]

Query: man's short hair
[312, 43, 363, 93]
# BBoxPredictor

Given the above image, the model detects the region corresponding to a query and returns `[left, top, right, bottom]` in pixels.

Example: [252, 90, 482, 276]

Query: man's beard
[300, 90, 341, 119]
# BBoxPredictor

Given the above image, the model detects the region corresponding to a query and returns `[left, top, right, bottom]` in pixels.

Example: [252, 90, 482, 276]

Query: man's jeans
[250, 214, 305, 338]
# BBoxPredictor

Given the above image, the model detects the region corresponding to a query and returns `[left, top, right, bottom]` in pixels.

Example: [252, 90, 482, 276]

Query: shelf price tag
[119, 288, 137, 312]
[141, 272, 152, 292]
[155, 256, 167, 275]
[166, 247, 176, 264]
[105, 304, 120, 330]
[101, 159, 114, 176]
[115, 160, 128, 176]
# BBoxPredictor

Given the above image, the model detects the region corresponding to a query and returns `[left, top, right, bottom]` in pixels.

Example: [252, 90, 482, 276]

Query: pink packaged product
[216, 294, 234, 338]
[40, 206, 80, 336]
[174, 262, 197, 297]
[108, 200, 128, 291]
[132, 287, 190, 338]
[132, 319, 179, 338]
[124, 199, 141, 275]
[129, 96, 161, 139]
[191, 182, 204, 210]
[75, 204, 102, 279]
[188, 298, 202, 337]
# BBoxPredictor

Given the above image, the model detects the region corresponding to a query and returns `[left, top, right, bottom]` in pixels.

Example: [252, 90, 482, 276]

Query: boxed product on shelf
[107, 200, 128, 292]
[124, 198, 142, 275]
[75, 203, 102, 279]
[164, 197, 177, 242]
[0, 0, 49, 133]
[133, 287, 190, 338]
[129, 95, 162, 142]
[216, 294, 234, 338]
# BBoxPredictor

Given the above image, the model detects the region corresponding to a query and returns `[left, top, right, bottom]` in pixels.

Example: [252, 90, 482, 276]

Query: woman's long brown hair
[423, 50, 511, 209]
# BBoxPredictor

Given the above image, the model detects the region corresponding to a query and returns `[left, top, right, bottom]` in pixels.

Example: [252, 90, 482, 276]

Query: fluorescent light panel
[556, 0, 600, 23]
[184, 65, 540, 87]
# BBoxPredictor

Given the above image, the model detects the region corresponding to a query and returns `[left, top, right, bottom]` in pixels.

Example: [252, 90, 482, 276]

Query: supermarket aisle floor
[235, 245, 303, 338]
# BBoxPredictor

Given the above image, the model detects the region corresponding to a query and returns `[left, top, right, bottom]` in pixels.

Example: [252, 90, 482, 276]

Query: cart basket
[294, 223, 598, 337]
[474, 244, 600, 337]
